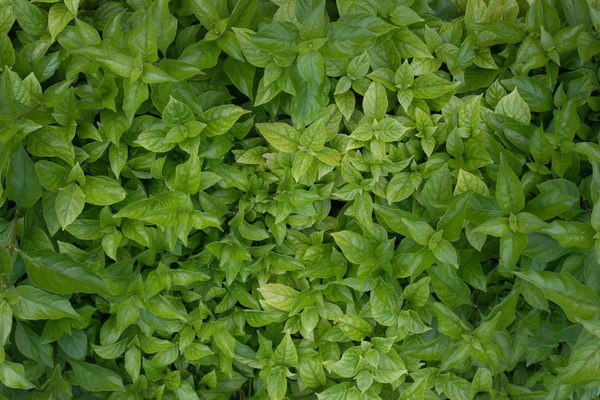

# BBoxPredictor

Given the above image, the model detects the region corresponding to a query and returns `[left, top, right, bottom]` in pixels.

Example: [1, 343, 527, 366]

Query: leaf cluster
[1, 0, 600, 399]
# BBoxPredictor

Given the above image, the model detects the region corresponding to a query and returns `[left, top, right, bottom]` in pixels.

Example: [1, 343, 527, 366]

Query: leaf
[48, 4, 73, 40]
[0, 301, 11, 347]
[267, 366, 288, 400]
[556, 340, 600, 384]
[390, 6, 424, 26]
[412, 73, 460, 99]
[501, 77, 553, 112]
[421, 164, 453, 213]
[80, 176, 127, 205]
[495, 89, 530, 124]
[10, 286, 80, 320]
[402, 219, 434, 246]
[55, 183, 85, 229]
[429, 264, 472, 308]
[495, 155, 524, 214]
[15, 322, 53, 366]
[151, 0, 177, 54]
[69, 361, 124, 392]
[11, 0, 47, 37]
[97, 54, 140, 80]
[255, 122, 300, 152]
[437, 192, 471, 242]
[363, 81, 387, 120]
[0, 362, 36, 390]
[387, 174, 415, 205]
[337, 314, 373, 341]
[109, 143, 128, 179]
[273, 334, 298, 367]
[213, 330, 236, 358]
[539, 221, 595, 248]
[252, 21, 299, 58]
[431, 238, 459, 269]
[20, 250, 108, 295]
[454, 169, 489, 196]
[436, 373, 472, 400]
[127, 13, 158, 63]
[259, 284, 299, 311]
[298, 51, 325, 86]
[331, 230, 373, 264]
[7, 147, 42, 208]
[432, 302, 470, 339]
[174, 154, 201, 194]
[515, 270, 600, 322]
[201, 105, 249, 137]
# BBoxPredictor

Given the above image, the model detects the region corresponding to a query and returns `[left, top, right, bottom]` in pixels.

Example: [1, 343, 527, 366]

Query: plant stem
[474, 290, 480, 327]
[15, 103, 43, 120]
[8, 208, 19, 257]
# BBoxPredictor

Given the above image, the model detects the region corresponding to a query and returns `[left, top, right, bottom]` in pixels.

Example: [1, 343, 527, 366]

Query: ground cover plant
[1, 0, 600, 398]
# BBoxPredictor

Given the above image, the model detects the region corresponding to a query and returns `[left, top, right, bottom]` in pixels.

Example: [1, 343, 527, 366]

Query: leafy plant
[0, 0, 600, 398]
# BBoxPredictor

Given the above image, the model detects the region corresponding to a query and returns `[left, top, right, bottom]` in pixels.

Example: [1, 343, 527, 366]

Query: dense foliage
[1, 0, 600, 398]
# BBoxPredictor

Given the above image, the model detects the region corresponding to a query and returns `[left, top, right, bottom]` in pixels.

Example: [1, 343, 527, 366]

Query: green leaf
[515, 270, 600, 322]
[58, 329, 88, 360]
[151, 0, 177, 54]
[454, 169, 489, 196]
[273, 334, 298, 367]
[437, 192, 471, 242]
[436, 373, 471, 400]
[7, 147, 42, 209]
[432, 302, 470, 339]
[431, 238, 459, 269]
[0, 361, 36, 390]
[387, 173, 415, 203]
[495, 155, 524, 214]
[0, 301, 12, 347]
[421, 164, 452, 214]
[337, 314, 373, 341]
[412, 73, 460, 99]
[128, 13, 158, 63]
[501, 77, 553, 112]
[213, 329, 236, 358]
[255, 122, 300, 152]
[556, 340, 600, 384]
[299, 354, 326, 388]
[495, 89, 530, 124]
[10, 286, 80, 320]
[11, 0, 47, 37]
[55, 183, 85, 229]
[69, 361, 124, 392]
[429, 264, 472, 308]
[202, 105, 249, 137]
[402, 219, 434, 246]
[252, 21, 299, 58]
[174, 154, 201, 194]
[298, 51, 325, 86]
[97, 54, 141, 80]
[20, 250, 108, 295]
[390, 6, 424, 26]
[48, 4, 73, 41]
[259, 284, 299, 311]
[539, 221, 595, 248]
[364, 81, 387, 120]
[80, 176, 127, 205]
[331, 230, 373, 264]
[267, 366, 288, 400]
